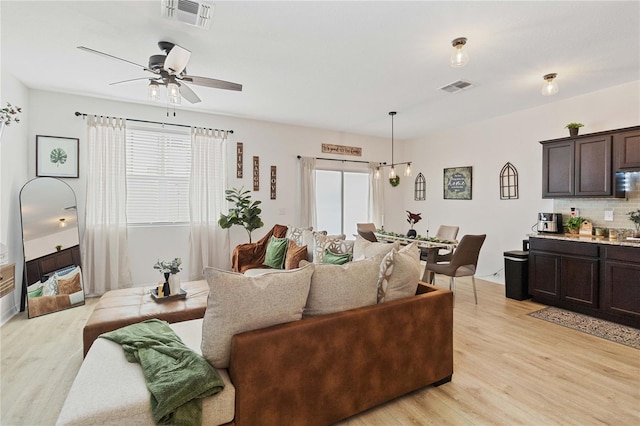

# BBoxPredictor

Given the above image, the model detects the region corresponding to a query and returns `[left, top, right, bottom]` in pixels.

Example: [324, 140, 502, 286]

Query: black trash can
[504, 250, 530, 300]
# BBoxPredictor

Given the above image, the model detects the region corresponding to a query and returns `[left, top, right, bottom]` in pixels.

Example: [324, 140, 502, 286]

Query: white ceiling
[2, 1, 639, 139]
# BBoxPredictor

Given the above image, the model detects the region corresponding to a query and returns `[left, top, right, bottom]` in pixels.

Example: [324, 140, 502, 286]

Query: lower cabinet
[529, 237, 639, 328]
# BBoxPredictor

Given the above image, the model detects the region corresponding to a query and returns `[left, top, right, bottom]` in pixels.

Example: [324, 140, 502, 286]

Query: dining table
[374, 232, 458, 283]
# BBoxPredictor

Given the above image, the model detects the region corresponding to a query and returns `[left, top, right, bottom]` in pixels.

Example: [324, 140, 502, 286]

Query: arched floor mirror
[20, 177, 85, 318]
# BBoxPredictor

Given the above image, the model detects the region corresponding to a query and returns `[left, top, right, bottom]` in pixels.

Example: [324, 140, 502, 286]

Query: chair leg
[471, 275, 478, 304]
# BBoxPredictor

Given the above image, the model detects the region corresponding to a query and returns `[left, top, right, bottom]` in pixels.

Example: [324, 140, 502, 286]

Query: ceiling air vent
[440, 80, 474, 94]
[161, 0, 214, 29]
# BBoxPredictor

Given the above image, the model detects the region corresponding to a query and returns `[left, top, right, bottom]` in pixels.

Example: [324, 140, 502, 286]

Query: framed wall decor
[36, 135, 79, 178]
[443, 166, 472, 200]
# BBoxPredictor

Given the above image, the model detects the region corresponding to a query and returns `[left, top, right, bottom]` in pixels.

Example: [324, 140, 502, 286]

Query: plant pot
[569, 128, 579, 137]
[407, 229, 417, 238]
[567, 228, 579, 235]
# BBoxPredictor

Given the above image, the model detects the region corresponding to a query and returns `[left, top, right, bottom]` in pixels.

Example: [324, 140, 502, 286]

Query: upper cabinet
[541, 126, 639, 199]
[614, 128, 640, 170]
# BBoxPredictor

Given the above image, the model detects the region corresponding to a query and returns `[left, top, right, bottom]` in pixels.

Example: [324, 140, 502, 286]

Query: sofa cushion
[263, 236, 288, 269]
[285, 240, 308, 270]
[285, 225, 313, 246]
[202, 265, 314, 368]
[312, 233, 353, 263]
[304, 256, 380, 317]
[57, 319, 235, 426]
[321, 249, 351, 265]
[377, 242, 421, 303]
[353, 234, 399, 261]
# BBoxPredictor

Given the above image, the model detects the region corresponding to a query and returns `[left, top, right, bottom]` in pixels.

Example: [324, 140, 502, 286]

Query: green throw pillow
[263, 236, 289, 269]
[322, 249, 352, 265]
[28, 286, 43, 298]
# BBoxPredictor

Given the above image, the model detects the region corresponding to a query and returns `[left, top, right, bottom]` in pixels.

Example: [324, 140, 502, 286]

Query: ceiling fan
[77, 41, 242, 104]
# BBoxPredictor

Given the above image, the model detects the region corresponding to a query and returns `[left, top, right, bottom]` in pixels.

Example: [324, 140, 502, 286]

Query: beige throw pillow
[201, 264, 314, 368]
[304, 256, 381, 317]
[353, 235, 399, 261]
[376, 242, 421, 303]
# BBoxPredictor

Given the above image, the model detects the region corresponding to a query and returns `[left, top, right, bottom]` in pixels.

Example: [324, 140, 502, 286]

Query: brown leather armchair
[232, 224, 288, 273]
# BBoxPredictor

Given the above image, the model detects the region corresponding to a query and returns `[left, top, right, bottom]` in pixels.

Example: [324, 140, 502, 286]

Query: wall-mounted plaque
[321, 143, 362, 156]
[443, 166, 472, 200]
[270, 166, 277, 200]
[253, 156, 259, 191]
[236, 142, 243, 178]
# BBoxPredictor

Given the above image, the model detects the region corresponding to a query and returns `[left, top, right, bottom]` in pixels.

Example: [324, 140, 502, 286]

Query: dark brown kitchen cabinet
[614, 128, 640, 169]
[540, 127, 640, 198]
[529, 237, 640, 328]
[602, 246, 640, 324]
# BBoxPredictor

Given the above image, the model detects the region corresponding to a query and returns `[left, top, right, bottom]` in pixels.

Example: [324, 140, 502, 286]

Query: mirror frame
[19, 177, 85, 318]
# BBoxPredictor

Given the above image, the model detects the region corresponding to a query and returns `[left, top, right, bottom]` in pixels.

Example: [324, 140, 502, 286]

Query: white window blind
[126, 125, 191, 224]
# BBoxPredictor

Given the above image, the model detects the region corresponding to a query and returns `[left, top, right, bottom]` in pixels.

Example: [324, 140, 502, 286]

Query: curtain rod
[74, 111, 234, 134]
[297, 155, 385, 165]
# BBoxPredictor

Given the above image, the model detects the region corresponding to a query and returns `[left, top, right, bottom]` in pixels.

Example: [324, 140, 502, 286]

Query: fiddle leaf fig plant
[218, 187, 264, 243]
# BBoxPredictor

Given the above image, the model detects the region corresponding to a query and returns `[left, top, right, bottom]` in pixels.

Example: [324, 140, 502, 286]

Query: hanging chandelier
[376, 111, 412, 182]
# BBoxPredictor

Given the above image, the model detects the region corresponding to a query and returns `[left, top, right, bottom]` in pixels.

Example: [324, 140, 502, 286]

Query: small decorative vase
[169, 273, 181, 295]
[407, 229, 417, 238]
[162, 272, 171, 297]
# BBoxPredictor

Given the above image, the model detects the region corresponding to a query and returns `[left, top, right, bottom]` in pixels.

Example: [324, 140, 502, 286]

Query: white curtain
[297, 156, 317, 228]
[369, 163, 384, 228]
[189, 128, 230, 279]
[82, 115, 132, 296]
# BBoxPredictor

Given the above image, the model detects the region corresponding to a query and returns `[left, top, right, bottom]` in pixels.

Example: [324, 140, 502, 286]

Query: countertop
[528, 233, 640, 248]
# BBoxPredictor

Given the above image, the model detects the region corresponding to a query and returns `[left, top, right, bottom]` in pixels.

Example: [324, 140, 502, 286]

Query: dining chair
[356, 223, 378, 242]
[434, 225, 460, 263]
[424, 234, 486, 304]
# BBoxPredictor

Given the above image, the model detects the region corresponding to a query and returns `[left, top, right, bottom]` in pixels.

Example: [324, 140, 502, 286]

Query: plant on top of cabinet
[565, 122, 584, 137]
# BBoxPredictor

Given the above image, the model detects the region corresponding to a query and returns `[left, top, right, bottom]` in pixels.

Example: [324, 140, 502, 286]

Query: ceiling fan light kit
[78, 41, 243, 108]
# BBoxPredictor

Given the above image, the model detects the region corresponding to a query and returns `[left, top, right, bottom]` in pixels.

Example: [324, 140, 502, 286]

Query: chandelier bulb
[404, 163, 412, 177]
[389, 166, 396, 179]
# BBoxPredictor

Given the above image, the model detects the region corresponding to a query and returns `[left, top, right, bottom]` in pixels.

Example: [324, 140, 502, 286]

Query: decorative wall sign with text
[270, 166, 277, 200]
[321, 143, 362, 156]
[443, 166, 472, 200]
[236, 142, 243, 178]
[253, 156, 260, 191]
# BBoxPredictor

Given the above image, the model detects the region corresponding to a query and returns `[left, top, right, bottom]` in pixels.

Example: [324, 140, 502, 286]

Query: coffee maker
[537, 213, 563, 233]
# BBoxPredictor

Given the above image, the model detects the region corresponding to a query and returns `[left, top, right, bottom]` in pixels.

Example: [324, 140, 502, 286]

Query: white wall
[394, 80, 640, 283]
[1, 72, 29, 324]
[24, 89, 390, 288]
[24, 228, 79, 261]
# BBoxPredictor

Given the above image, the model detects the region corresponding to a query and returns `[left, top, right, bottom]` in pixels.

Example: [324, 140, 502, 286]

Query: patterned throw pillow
[376, 242, 421, 303]
[285, 240, 308, 270]
[312, 233, 353, 263]
[285, 225, 313, 246]
[41, 275, 58, 296]
[263, 236, 289, 269]
[201, 265, 314, 368]
[353, 234, 399, 261]
[58, 273, 82, 295]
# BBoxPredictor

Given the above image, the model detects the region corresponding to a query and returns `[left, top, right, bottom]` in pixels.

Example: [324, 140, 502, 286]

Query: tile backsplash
[554, 172, 640, 233]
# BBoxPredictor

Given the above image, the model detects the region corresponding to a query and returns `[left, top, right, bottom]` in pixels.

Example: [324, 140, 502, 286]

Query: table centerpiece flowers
[153, 257, 182, 296]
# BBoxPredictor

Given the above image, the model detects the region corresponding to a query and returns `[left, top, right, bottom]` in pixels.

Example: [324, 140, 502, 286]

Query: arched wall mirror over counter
[20, 177, 85, 318]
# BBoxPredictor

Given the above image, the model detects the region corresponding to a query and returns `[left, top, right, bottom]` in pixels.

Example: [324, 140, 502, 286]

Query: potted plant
[564, 216, 586, 234]
[565, 122, 584, 137]
[218, 187, 264, 243]
[55, 244, 62, 252]
[406, 211, 422, 238]
[628, 209, 640, 237]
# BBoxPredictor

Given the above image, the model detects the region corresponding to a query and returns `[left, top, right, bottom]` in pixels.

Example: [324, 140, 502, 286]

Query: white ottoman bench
[57, 319, 235, 426]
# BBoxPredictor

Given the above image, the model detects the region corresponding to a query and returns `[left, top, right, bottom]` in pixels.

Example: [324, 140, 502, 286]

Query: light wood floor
[1, 277, 639, 426]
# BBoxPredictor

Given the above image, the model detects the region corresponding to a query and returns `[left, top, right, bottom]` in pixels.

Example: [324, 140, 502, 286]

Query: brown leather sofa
[232, 224, 288, 273]
[227, 282, 453, 425]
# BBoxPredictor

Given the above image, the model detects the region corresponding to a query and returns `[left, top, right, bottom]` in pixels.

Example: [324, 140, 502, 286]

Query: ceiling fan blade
[77, 46, 153, 73]
[164, 45, 191, 75]
[178, 81, 201, 104]
[109, 77, 160, 86]
[181, 75, 243, 91]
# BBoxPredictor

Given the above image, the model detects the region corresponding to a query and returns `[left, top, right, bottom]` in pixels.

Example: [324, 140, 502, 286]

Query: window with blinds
[125, 125, 191, 224]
